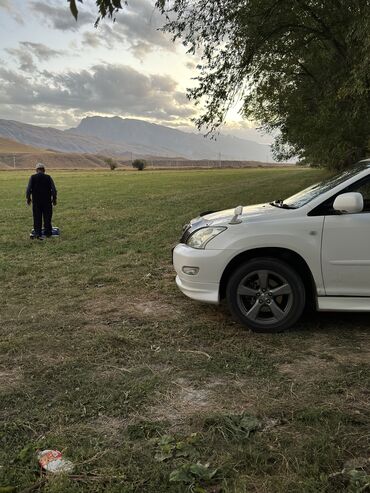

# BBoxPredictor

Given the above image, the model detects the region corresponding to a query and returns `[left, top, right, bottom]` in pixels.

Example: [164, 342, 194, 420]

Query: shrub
[132, 159, 146, 171]
[103, 157, 118, 170]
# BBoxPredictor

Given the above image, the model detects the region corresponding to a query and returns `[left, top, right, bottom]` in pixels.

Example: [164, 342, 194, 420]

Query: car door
[321, 177, 370, 296]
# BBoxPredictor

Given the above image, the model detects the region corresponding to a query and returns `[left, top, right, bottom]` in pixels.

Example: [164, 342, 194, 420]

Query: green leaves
[95, 0, 123, 26]
[169, 462, 219, 485]
[68, 0, 82, 21]
[154, 435, 176, 462]
[328, 457, 370, 493]
[224, 413, 261, 439]
[205, 411, 262, 440]
[63, 0, 369, 168]
[68, 1, 123, 24]
[153, 433, 199, 462]
[159, 0, 370, 168]
[132, 159, 146, 171]
[347, 469, 370, 492]
[153, 433, 219, 490]
[16, 443, 36, 464]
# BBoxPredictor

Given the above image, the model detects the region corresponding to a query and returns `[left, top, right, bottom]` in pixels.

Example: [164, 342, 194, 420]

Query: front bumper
[175, 275, 219, 303]
[173, 243, 225, 303]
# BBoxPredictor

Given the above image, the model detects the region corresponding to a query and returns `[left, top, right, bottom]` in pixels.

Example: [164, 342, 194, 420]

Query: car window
[349, 178, 370, 212]
[309, 173, 370, 215]
[283, 163, 369, 209]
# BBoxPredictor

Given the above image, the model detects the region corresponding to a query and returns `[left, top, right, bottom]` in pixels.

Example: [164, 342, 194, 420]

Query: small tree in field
[103, 157, 117, 170]
[132, 159, 146, 171]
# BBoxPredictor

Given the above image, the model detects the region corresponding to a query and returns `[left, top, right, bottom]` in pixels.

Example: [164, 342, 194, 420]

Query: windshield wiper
[270, 199, 296, 209]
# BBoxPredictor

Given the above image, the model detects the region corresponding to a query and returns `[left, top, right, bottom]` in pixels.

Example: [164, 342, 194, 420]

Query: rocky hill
[69, 116, 273, 161]
[0, 119, 132, 156]
[0, 117, 273, 161]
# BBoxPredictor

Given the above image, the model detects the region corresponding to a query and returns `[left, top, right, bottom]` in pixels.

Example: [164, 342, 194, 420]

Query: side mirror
[333, 192, 363, 214]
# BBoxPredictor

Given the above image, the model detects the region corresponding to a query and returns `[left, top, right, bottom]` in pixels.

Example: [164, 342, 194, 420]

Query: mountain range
[0, 116, 273, 161]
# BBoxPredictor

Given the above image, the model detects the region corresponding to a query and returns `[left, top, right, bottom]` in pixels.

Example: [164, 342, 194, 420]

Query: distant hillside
[0, 136, 50, 154]
[0, 119, 132, 156]
[70, 116, 274, 161]
[0, 159, 11, 170]
[0, 117, 274, 161]
[0, 152, 120, 170]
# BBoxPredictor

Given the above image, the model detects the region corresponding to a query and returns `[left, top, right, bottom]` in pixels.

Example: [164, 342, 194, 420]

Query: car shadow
[298, 310, 370, 334]
[213, 300, 370, 335]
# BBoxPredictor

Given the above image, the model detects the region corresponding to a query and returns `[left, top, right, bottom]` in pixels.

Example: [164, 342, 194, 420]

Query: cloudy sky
[0, 0, 271, 143]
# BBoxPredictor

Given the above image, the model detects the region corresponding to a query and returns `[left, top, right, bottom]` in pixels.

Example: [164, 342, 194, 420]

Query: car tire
[226, 257, 306, 333]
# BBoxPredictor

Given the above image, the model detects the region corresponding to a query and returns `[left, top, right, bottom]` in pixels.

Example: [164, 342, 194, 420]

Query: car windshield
[283, 163, 369, 209]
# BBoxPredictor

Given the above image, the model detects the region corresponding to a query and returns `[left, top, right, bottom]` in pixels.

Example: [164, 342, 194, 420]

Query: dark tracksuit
[26, 173, 57, 237]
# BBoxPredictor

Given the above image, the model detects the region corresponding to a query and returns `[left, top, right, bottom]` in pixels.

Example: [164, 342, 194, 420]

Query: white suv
[173, 161, 370, 332]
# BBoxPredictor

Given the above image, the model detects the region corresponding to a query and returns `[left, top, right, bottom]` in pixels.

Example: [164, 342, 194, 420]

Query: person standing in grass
[26, 163, 57, 240]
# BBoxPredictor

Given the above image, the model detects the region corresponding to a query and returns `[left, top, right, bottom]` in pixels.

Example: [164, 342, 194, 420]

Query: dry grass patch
[0, 368, 23, 391]
[82, 323, 113, 335]
[93, 415, 128, 439]
[308, 331, 370, 358]
[330, 347, 370, 365]
[83, 296, 121, 322]
[278, 329, 370, 382]
[94, 364, 134, 381]
[278, 355, 337, 380]
[123, 299, 182, 321]
[84, 293, 182, 324]
[147, 377, 259, 429]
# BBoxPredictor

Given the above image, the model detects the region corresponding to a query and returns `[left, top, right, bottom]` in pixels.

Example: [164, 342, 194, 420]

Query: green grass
[0, 168, 369, 492]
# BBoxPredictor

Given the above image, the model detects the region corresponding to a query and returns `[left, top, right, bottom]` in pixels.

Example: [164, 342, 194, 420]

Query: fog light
[182, 266, 199, 275]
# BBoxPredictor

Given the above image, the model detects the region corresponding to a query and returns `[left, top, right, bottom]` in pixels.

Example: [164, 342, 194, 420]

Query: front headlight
[187, 227, 227, 249]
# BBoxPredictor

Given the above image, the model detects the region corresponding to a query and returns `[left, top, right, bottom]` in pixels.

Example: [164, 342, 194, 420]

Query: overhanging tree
[68, 0, 370, 168]
[68, 0, 123, 26]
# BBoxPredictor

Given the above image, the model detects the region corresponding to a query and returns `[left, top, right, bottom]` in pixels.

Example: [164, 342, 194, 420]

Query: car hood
[180, 202, 293, 243]
[192, 203, 288, 226]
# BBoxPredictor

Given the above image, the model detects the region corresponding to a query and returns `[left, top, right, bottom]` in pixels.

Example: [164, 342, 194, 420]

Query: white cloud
[0, 0, 23, 23]
[5, 42, 64, 72]
[30, 1, 95, 31]
[5, 48, 36, 72]
[29, 0, 173, 60]
[80, 0, 174, 59]
[0, 63, 196, 126]
[21, 42, 64, 60]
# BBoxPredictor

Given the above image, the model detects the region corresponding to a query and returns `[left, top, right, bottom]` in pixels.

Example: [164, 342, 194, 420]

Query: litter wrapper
[38, 449, 74, 474]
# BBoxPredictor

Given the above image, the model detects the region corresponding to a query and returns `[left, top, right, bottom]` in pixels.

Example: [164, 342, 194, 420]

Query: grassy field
[0, 168, 369, 493]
